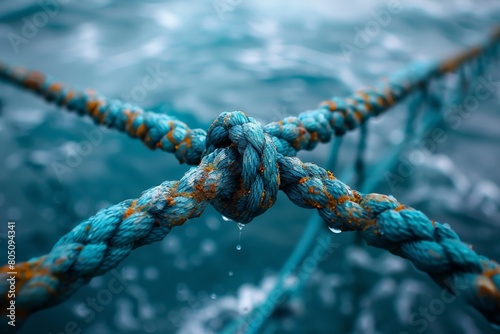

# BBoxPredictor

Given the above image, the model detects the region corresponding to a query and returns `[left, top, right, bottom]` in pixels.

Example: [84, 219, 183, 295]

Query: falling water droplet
[328, 226, 342, 234]
[222, 215, 233, 222]
[210, 293, 217, 300]
[236, 222, 245, 251]
[228, 271, 234, 276]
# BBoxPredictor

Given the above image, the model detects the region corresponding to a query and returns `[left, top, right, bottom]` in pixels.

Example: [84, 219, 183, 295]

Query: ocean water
[0, 0, 500, 333]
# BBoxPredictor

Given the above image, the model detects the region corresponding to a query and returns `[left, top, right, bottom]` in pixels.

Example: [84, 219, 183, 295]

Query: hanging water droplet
[228, 271, 234, 276]
[236, 222, 245, 250]
[328, 226, 342, 234]
[210, 293, 217, 300]
[222, 215, 233, 222]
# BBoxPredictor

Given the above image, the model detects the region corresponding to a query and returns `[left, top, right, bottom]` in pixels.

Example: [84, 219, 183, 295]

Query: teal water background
[1, 1, 500, 333]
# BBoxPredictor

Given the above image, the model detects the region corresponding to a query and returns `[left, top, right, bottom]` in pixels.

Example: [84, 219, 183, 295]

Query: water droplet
[328, 226, 342, 234]
[228, 271, 234, 276]
[236, 222, 245, 250]
[222, 215, 233, 222]
[210, 293, 217, 300]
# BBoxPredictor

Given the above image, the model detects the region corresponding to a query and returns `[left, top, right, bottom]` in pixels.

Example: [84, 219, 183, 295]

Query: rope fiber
[1, 27, 500, 331]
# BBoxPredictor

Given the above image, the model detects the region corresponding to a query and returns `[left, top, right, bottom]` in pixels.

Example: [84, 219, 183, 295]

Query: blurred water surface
[1, 0, 500, 333]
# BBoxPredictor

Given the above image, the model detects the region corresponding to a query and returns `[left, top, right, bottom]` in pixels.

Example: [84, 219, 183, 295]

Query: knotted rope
[2, 111, 500, 326]
[1, 28, 500, 331]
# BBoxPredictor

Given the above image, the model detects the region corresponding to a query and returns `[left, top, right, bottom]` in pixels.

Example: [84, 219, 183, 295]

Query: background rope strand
[0, 29, 498, 164]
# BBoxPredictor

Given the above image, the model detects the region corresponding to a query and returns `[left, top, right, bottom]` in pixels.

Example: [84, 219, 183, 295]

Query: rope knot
[204, 111, 280, 223]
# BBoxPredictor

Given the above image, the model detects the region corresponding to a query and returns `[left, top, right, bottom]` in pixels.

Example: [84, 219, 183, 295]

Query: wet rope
[1, 30, 498, 165]
[229, 63, 471, 334]
[1, 29, 500, 331]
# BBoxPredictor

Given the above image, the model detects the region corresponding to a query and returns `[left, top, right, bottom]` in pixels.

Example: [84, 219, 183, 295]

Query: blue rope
[225, 73, 446, 333]
[251, 31, 499, 333]
[221, 137, 342, 334]
[1, 30, 497, 165]
[1, 28, 500, 332]
[1, 110, 499, 328]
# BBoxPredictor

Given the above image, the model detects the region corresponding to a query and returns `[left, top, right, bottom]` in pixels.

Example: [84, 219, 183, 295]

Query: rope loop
[205, 111, 280, 223]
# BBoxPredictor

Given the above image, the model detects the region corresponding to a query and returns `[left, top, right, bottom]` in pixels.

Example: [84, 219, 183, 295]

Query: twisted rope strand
[1, 111, 499, 327]
[229, 82, 441, 334]
[1, 29, 498, 165]
[0, 142, 239, 319]
[279, 156, 500, 325]
[1, 28, 500, 331]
